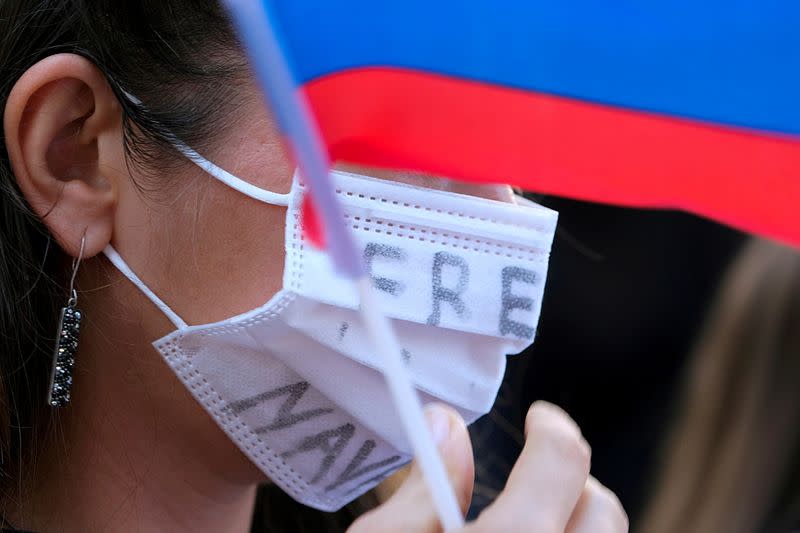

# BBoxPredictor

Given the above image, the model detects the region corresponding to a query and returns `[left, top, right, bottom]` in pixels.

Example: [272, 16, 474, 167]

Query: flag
[267, 1, 800, 245]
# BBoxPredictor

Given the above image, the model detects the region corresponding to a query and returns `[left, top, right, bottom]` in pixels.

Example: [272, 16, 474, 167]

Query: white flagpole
[223, 0, 465, 528]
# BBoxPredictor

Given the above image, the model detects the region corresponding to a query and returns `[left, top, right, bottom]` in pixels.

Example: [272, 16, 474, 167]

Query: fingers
[566, 477, 629, 533]
[348, 404, 474, 533]
[351, 401, 627, 533]
[470, 402, 591, 532]
[386, 404, 474, 517]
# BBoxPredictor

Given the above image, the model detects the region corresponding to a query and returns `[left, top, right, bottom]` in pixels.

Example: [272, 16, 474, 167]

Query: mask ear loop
[119, 89, 290, 207]
[174, 142, 291, 207]
[103, 245, 189, 330]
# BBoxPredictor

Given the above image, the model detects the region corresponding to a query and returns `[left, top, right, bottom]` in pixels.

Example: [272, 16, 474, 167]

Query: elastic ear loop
[103, 245, 188, 330]
[120, 88, 290, 207]
[175, 142, 291, 207]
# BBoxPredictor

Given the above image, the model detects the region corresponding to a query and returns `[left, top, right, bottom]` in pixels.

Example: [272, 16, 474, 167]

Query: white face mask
[103, 147, 558, 511]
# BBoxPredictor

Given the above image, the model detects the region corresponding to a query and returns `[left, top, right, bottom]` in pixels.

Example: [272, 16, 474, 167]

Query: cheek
[132, 175, 289, 327]
[116, 101, 295, 327]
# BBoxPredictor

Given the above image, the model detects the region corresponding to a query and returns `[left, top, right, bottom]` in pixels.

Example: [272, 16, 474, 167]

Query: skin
[3, 54, 628, 532]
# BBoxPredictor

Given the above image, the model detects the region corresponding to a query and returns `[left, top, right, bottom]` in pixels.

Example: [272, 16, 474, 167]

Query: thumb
[349, 404, 474, 532]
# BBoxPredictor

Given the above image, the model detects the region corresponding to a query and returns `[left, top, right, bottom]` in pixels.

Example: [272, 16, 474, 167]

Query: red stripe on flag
[305, 67, 800, 245]
[301, 192, 325, 248]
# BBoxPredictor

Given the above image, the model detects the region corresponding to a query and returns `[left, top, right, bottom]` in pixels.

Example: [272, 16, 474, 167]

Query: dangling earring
[48, 234, 86, 408]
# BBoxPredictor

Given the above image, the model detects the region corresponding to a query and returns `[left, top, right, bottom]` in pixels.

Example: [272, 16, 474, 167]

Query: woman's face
[4, 53, 512, 488]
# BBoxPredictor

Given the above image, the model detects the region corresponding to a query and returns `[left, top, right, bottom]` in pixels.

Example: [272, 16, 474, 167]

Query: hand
[349, 402, 628, 533]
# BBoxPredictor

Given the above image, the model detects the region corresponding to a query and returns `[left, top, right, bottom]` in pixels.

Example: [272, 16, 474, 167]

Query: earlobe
[3, 53, 123, 258]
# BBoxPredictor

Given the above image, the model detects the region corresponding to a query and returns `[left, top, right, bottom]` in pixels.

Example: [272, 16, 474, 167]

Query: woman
[640, 239, 800, 533]
[0, 2, 627, 531]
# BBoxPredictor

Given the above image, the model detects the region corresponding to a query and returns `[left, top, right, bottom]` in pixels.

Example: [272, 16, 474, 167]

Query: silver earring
[47, 235, 85, 408]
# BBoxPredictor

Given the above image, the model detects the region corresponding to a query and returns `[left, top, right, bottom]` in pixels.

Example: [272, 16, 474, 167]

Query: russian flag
[266, 1, 800, 245]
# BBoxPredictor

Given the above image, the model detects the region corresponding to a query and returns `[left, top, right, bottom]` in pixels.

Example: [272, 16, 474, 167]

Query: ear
[3, 53, 123, 258]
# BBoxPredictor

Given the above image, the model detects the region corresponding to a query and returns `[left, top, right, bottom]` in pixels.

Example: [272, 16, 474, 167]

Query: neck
[8, 265, 260, 532]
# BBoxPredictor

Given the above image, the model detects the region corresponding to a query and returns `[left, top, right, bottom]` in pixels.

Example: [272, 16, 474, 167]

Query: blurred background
[467, 195, 744, 524]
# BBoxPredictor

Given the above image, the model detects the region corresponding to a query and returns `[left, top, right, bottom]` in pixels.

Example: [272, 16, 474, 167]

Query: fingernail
[424, 405, 452, 446]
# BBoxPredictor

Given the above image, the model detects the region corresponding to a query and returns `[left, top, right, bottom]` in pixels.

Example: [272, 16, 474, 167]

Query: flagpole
[223, 1, 465, 529]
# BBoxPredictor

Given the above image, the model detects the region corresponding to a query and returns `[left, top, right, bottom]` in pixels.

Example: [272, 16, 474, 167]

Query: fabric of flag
[268, 1, 800, 245]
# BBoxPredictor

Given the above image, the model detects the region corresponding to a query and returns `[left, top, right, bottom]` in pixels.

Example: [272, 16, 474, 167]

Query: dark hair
[0, 2, 372, 530]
